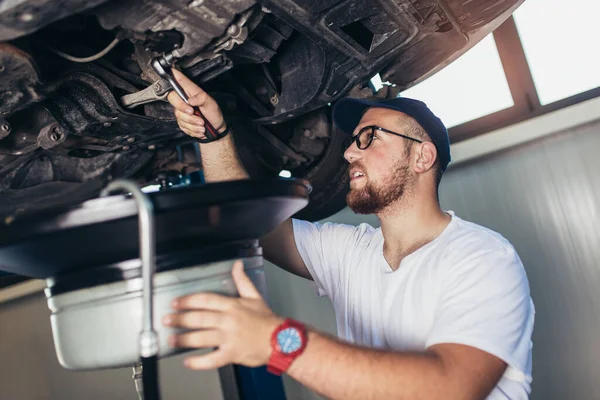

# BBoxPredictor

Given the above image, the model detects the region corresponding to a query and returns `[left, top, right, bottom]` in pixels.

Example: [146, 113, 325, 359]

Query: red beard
[347, 162, 411, 215]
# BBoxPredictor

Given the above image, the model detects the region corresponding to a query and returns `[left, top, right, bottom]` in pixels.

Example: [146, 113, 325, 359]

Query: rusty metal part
[257, 126, 307, 163]
[0, 143, 38, 156]
[0, 43, 43, 115]
[133, 42, 161, 83]
[0, 106, 56, 156]
[37, 123, 67, 150]
[0, 0, 109, 41]
[184, 54, 232, 81]
[95, 0, 257, 60]
[37, 71, 184, 150]
[0, 119, 11, 140]
[209, 9, 252, 54]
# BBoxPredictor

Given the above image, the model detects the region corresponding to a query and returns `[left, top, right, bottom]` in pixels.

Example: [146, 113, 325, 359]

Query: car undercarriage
[0, 0, 523, 221]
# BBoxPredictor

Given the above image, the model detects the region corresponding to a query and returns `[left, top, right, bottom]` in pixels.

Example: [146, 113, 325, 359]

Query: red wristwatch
[267, 318, 308, 375]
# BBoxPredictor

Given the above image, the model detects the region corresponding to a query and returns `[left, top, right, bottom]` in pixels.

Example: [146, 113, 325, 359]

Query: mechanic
[161, 69, 535, 400]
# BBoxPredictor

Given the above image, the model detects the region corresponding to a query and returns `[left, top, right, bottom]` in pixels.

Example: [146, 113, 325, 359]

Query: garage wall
[437, 118, 600, 400]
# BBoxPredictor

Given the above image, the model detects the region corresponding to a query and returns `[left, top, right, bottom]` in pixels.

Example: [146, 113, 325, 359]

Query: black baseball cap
[332, 97, 451, 171]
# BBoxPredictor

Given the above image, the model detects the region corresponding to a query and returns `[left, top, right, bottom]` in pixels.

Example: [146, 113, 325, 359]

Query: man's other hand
[163, 260, 283, 370]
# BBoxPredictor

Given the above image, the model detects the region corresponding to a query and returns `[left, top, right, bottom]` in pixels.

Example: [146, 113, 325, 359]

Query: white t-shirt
[292, 211, 535, 400]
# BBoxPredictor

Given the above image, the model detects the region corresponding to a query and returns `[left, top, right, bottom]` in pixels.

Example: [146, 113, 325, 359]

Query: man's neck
[378, 193, 451, 271]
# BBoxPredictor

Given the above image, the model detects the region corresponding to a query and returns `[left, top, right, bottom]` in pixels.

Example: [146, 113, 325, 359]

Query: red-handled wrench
[150, 55, 220, 141]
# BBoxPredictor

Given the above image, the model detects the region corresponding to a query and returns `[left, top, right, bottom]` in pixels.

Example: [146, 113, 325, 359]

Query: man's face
[343, 108, 415, 215]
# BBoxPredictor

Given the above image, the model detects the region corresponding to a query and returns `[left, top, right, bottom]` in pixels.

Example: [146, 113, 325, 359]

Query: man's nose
[344, 139, 362, 163]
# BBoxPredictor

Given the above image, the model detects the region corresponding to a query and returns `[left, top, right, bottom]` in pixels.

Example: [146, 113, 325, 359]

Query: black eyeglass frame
[349, 125, 423, 150]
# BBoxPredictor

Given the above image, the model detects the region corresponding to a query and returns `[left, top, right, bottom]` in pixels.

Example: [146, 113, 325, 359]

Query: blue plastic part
[234, 365, 287, 400]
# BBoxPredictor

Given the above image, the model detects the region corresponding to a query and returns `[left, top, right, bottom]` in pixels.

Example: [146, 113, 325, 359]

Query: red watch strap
[267, 318, 307, 376]
[267, 354, 293, 375]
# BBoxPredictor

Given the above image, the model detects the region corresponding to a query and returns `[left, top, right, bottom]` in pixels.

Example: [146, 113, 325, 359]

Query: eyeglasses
[348, 125, 423, 150]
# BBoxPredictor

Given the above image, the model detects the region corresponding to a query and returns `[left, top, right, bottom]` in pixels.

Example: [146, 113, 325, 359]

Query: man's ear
[414, 142, 438, 173]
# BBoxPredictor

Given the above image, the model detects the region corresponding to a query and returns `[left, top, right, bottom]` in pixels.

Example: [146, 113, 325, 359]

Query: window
[513, 0, 600, 105]
[400, 35, 514, 129]
[370, 4, 600, 141]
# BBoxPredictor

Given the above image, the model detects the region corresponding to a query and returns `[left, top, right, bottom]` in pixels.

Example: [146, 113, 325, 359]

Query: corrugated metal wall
[438, 118, 600, 400]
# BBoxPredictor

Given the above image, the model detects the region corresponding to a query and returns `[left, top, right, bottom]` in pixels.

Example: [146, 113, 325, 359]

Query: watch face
[277, 327, 303, 354]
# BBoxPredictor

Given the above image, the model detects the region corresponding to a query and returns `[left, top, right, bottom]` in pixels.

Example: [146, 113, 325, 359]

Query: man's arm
[287, 330, 507, 400]
[166, 262, 508, 400]
[168, 70, 310, 279]
[261, 219, 312, 280]
[169, 69, 248, 182]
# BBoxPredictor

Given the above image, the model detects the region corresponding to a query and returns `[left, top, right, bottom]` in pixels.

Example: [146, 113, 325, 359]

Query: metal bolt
[153, 83, 162, 93]
[148, 144, 156, 150]
[0, 121, 11, 140]
[131, 53, 137, 60]
[227, 25, 240, 36]
[140, 73, 147, 80]
[18, 12, 34, 22]
[122, 145, 130, 151]
[50, 127, 62, 141]
[270, 94, 279, 105]
[303, 129, 312, 138]
[173, 44, 180, 49]
[127, 137, 135, 143]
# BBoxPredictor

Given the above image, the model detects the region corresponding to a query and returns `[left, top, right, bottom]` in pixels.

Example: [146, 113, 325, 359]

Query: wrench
[120, 79, 172, 109]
